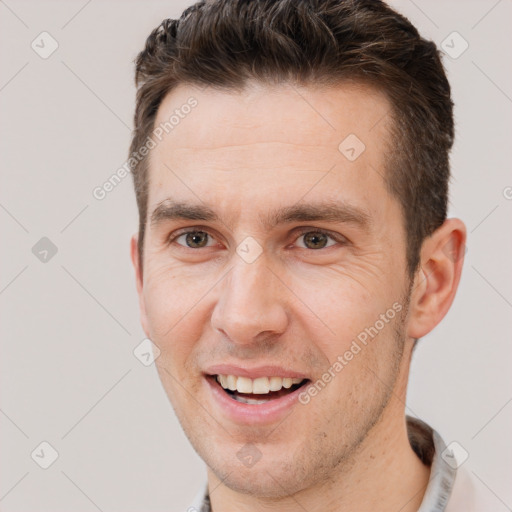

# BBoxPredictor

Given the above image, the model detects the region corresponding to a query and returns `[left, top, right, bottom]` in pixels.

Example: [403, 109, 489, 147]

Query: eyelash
[168, 227, 348, 250]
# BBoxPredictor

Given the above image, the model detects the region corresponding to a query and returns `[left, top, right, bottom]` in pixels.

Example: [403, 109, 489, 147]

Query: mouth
[207, 374, 310, 405]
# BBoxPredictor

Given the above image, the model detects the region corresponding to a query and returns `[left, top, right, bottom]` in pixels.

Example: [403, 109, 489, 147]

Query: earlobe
[407, 218, 466, 340]
[130, 234, 150, 338]
[130, 234, 143, 294]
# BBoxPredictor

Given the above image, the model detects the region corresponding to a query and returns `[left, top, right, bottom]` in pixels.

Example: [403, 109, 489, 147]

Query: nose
[211, 257, 289, 347]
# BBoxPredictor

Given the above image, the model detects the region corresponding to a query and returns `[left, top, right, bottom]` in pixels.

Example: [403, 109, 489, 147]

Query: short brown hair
[130, 0, 454, 276]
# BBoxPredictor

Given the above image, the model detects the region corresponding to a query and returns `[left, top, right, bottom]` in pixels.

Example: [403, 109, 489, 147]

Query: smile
[203, 367, 311, 424]
[215, 374, 308, 404]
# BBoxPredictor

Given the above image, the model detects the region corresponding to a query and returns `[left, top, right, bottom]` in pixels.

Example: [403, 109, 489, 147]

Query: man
[128, 1, 486, 510]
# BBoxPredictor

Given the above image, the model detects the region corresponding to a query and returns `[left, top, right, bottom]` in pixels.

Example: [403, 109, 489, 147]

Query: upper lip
[204, 364, 309, 380]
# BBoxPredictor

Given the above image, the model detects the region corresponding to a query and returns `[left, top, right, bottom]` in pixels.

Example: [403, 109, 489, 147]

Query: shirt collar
[411, 416, 457, 511]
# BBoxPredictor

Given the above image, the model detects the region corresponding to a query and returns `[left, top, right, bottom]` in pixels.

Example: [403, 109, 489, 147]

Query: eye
[171, 230, 217, 249]
[168, 227, 347, 251]
[294, 229, 345, 250]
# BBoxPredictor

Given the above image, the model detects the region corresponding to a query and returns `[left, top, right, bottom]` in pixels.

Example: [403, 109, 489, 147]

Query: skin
[130, 81, 466, 512]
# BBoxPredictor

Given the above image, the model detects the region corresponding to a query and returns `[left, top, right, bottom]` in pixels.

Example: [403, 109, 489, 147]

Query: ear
[407, 218, 467, 339]
[130, 234, 150, 338]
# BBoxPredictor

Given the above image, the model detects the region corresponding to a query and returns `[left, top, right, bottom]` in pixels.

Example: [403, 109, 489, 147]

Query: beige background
[1, 0, 511, 510]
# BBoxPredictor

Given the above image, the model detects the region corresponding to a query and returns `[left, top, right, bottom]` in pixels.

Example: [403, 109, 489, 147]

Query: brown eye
[176, 231, 212, 248]
[295, 229, 347, 250]
[298, 231, 336, 250]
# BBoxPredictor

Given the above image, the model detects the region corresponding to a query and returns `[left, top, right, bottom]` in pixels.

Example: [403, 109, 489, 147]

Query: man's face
[134, 82, 413, 496]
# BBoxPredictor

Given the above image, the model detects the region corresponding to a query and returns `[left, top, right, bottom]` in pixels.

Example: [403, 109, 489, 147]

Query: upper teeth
[216, 375, 304, 394]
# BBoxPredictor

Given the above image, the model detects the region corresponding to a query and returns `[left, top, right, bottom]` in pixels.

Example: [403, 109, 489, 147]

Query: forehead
[147, 81, 394, 225]
[153, 80, 391, 153]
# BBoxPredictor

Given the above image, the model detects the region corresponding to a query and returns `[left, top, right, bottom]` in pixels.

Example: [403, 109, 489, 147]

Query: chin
[196, 437, 316, 499]
[212, 460, 310, 499]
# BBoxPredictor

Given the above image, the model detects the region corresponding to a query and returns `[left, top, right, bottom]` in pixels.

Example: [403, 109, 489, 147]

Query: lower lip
[205, 376, 307, 425]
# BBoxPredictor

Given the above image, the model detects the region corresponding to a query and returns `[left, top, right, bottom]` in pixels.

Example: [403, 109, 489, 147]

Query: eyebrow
[262, 201, 371, 231]
[149, 199, 372, 231]
[150, 200, 220, 226]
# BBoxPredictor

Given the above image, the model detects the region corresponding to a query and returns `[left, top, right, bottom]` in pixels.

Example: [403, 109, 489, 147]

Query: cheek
[141, 266, 208, 364]
[293, 266, 405, 407]
[290, 268, 390, 354]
